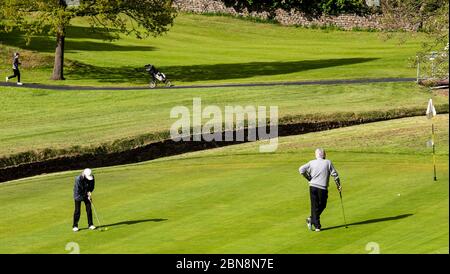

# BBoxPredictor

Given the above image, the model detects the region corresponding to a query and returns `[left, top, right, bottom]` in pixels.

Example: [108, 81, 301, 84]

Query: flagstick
[427, 97, 437, 182]
[425, 96, 437, 181]
[432, 123, 437, 181]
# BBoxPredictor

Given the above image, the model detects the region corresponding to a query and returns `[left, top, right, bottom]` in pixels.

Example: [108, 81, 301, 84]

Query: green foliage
[0, 0, 177, 42]
[0, 0, 72, 43]
[319, 0, 368, 15]
[77, 0, 177, 39]
[220, 0, 369, 17]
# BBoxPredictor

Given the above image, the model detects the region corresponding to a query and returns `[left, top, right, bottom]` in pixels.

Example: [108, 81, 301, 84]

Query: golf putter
[91, 200, 104, 231]
[339, 191, 348, 228]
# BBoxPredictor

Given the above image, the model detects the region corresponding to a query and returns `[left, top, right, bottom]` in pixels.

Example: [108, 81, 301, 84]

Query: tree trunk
[51, 32, 65, 80]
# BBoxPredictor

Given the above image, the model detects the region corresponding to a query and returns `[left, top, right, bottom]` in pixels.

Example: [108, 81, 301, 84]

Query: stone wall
[274, 9, 382, 30]
[173, 0, 271, 21]
[173, 0, 415, 31]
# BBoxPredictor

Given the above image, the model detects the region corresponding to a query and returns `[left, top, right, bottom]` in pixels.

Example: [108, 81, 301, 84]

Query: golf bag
[144, 64, 172, 88]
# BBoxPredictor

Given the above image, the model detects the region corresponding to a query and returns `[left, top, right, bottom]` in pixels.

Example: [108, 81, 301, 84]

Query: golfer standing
[299, 148, 341, 232]
[6, 52, 23, 85]
[72, 168, 96, 232]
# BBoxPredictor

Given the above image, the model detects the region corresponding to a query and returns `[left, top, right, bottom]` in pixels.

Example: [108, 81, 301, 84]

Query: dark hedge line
[220, 0, 373, 18]
[1, 104, 447, 170]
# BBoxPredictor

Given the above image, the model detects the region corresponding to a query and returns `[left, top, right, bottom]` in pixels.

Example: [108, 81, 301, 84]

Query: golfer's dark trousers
[8, 69, 20, 82]
[310, 186, 328, 229]
[73, 198, 93, 228]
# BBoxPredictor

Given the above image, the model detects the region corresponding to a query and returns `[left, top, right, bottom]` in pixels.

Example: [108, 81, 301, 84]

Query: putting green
[0, 115, 447, 254]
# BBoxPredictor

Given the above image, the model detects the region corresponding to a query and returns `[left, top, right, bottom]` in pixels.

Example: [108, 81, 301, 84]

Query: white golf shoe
[89, 225, 96, 230]
[315, 228, 321, 232]
[6, 77, 9, 82]
[17, 82, 23, 86]
[72, 227, 79, 232]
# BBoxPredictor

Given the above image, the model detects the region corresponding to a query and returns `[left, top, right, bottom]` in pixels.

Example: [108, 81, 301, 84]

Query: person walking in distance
[72, 168, 96, 232]
[6, 52, 23, 85]
[299, 148, 341, 232]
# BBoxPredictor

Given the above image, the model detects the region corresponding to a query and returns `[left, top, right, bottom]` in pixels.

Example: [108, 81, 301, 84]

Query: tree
[219, 0, 368, 18]
[380, 0, 449, 48]
[380, 0, 449, 79]
[0, 0, 176, 80]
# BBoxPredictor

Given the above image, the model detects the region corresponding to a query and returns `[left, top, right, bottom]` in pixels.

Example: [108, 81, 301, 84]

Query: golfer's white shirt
[299, 158, 339, 190]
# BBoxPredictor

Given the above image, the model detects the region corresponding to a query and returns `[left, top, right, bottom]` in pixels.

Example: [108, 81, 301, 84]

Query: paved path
[0, 77, 416, 91]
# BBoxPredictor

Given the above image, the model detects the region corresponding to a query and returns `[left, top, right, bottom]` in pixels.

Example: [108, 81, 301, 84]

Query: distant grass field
[0, 115, 447, 254]
[0, 82, 447, 159]
[0, 13, 426, 86]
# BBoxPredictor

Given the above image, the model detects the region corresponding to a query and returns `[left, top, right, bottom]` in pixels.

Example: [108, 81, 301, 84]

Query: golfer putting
[299, 148, 341, 232]
[72, 168, 96, 232]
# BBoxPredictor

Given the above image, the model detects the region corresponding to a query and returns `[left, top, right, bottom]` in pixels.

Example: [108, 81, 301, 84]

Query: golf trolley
[144, 64, 172, 88]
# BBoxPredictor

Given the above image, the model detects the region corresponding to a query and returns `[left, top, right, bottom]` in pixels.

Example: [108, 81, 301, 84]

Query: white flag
[426, 98, 436, 119]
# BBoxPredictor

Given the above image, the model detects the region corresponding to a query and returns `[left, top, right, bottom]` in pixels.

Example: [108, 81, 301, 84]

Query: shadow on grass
[65, 57, 378, 84]
[0, 26, 156, 53]
[97, 218, 168, 229]
[322, 213, 413, 231]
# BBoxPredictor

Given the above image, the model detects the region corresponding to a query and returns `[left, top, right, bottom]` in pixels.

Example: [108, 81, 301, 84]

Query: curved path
[0, 77, 416, 91]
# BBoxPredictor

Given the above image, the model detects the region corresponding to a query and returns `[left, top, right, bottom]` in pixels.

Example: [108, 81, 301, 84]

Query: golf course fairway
[0, 115, 448, 254]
